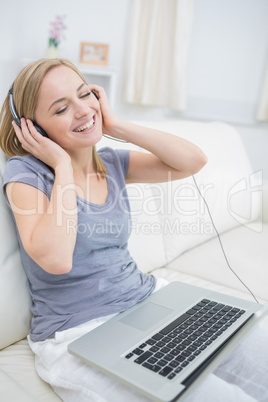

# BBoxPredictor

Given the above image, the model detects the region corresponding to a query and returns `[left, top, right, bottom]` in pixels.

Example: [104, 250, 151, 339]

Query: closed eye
[55, 106, 68, 115]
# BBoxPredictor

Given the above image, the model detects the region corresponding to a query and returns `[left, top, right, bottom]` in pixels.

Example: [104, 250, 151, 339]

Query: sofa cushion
[127, 182, 166, 272]
[0, 370, 36, 402]
[163, 222, 268, 303]
[0, 339, 61, 401]
[151, 267, 255, 301]
[0, 150, 31, 349]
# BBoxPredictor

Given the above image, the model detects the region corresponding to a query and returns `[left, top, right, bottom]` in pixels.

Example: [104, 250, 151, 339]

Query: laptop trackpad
[119, 302, 173, 331]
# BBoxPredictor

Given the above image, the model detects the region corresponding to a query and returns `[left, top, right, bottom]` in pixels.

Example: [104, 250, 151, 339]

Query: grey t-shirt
[3, 147, 156, 341]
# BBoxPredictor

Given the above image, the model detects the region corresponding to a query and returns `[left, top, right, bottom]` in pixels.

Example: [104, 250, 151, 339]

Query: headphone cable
[192, 175, 260, 304]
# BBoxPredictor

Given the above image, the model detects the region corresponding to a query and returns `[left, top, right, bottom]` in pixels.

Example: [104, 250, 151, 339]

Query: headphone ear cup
[92, 91, 99, 100]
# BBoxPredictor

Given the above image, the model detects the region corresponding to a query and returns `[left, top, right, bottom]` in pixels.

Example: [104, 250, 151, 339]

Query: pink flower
[48, 15, 67, 48]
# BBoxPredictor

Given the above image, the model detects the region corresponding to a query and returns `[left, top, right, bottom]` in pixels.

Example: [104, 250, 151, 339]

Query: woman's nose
[74, 100, 90, 119]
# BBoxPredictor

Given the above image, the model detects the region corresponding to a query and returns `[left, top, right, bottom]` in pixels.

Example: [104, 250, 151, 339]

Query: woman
[0, 59, 267, 402]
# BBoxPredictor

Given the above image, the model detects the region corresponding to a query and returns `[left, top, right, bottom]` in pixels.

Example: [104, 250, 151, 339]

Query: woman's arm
[106, 121, 207, 184]
[6, 119, 78, 275]
[89, 85, 208, 184]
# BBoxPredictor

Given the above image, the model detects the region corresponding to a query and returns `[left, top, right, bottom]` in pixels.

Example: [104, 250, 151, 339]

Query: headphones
[9, 85, 48, 137]
[8, 85, 100, 139]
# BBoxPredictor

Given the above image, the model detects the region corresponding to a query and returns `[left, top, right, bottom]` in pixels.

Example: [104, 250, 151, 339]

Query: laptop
[68, 281, 267, 401]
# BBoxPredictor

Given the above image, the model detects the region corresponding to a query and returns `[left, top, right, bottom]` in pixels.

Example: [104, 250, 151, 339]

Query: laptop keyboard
[124, 298, 245, 380]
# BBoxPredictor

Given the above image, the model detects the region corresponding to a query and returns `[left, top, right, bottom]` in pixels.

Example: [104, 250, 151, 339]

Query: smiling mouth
[74, 117, 95, 132]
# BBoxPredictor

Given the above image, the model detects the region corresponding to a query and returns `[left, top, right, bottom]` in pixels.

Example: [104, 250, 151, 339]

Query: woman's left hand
[87, 84, 121, 137]
[87, 85, 207, 184]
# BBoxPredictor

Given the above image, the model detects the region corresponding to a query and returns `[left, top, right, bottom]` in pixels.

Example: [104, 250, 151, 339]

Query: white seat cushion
[0, 150, 31, 349]
[0, 339, 61, 401]
[162, 222, 268, 303]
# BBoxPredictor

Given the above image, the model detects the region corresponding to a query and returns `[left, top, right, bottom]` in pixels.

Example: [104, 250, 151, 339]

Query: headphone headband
[9, 85, 22, 127]
[8, 83, 48, 137]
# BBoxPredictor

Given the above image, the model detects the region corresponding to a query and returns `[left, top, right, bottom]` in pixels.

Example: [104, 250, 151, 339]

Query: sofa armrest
[0, 370, 36, 402]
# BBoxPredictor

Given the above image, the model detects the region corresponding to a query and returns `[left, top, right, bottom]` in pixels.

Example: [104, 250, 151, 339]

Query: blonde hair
[0, 58, 106, 176]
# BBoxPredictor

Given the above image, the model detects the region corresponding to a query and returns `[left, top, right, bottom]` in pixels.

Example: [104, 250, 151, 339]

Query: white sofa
[0, 119, 267, 401]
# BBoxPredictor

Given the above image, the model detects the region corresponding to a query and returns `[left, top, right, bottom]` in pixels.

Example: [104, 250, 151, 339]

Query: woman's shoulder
[98, 146, 129, 159]
[5, 154, 52, 176]
[98, 146, 130, 178]
[3, 154, 54, 195]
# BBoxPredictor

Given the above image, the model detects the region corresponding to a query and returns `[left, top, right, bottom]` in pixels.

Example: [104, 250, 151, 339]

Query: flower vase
[46, 46, 59, 59]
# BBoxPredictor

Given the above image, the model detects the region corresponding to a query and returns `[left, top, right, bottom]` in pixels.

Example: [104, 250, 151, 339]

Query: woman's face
[34, 65, 103, 149]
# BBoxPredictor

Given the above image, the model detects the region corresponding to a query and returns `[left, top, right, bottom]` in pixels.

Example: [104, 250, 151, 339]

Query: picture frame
[80, 42, 109, 66]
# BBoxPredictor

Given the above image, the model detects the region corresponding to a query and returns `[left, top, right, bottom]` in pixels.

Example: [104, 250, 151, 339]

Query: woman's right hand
[12, 118, 71, 170]
[9, 117, 77, 274]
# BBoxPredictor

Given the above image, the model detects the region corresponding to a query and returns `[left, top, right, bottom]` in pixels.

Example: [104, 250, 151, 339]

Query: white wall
[118, 0, 268, 125]
[1, 0, 267, 124]
[183, 0, 268, 125]
[0, 0, 131, 107]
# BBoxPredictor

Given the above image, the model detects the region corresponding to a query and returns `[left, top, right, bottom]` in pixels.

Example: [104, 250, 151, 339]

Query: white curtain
[124, 0, 193, 111]
[257, 65, 268, 121]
